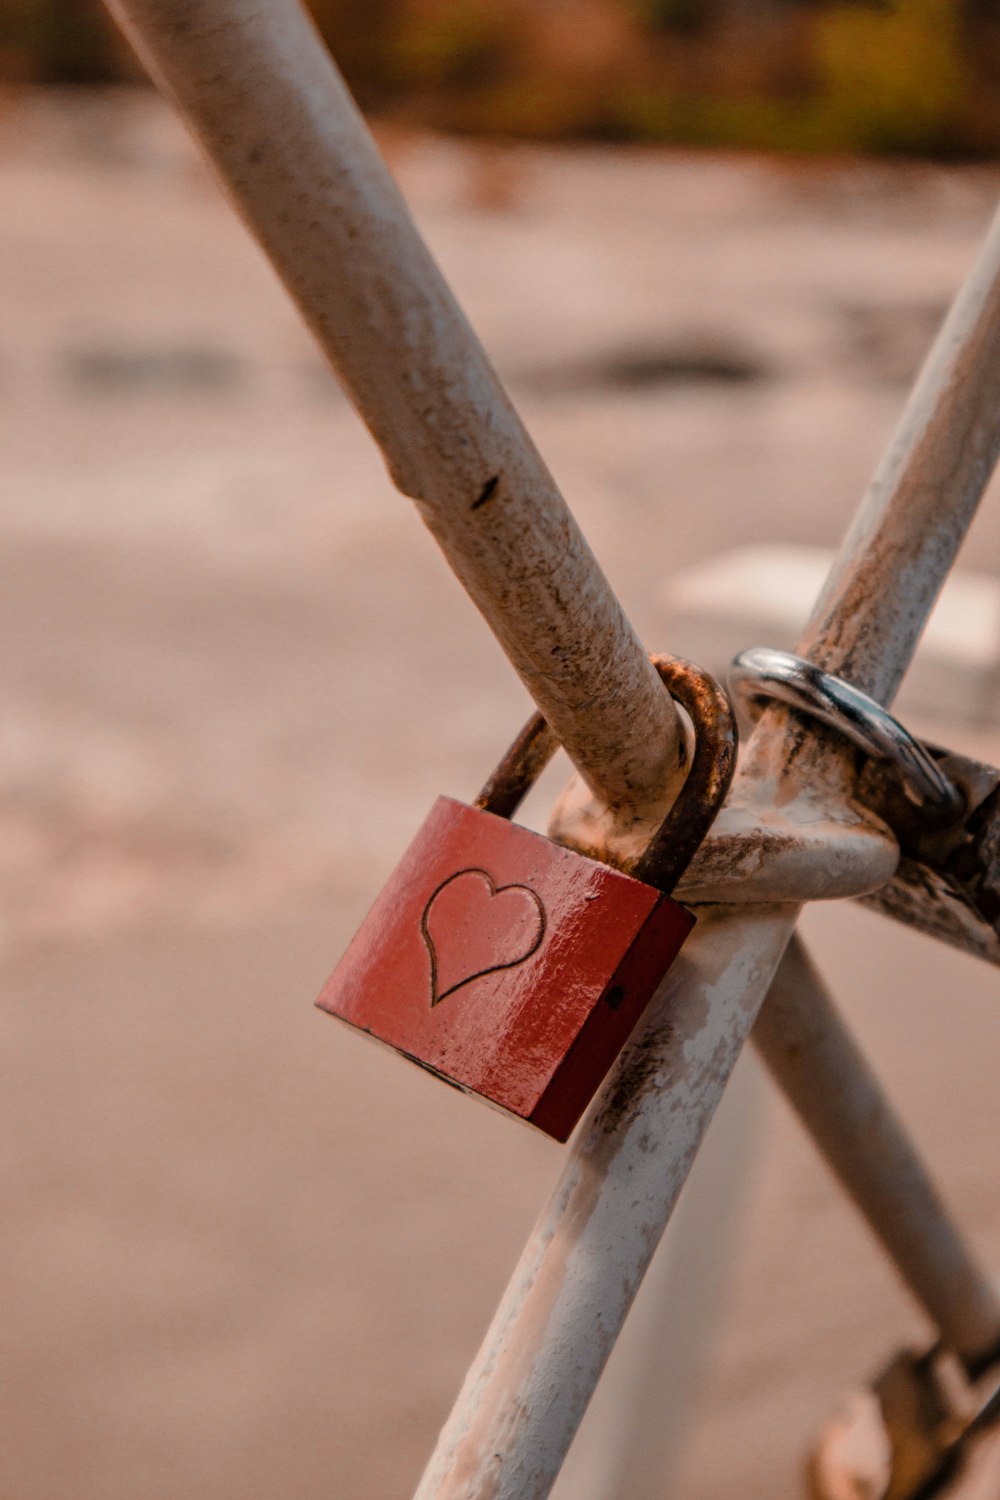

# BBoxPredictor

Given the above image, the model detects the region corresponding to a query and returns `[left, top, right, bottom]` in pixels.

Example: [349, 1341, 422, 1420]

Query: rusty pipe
[102, 0, 686, 828]
[414, 201, 1000, 1496]
[97, 2, 1000, 1490]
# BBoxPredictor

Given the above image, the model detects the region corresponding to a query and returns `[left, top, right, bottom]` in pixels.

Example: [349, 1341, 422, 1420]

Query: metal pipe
[729, 648, 964, 820]
[99, 2, 1000, 1488]
[798, 198, 1000, 709]
[740, 197, 1000, 825]
[414, 905, 801, 1500]
[414, 202, 1000, 1494]
[753, 934, 1000, 1370]
[102, 0, 686, 826]
[551, 1044, 764, 1500]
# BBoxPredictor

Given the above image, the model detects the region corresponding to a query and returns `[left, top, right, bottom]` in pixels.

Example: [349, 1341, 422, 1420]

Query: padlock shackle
[474, 713, 559, 821]
[631, 656, 737, 892]
[475, 655, 737, 894]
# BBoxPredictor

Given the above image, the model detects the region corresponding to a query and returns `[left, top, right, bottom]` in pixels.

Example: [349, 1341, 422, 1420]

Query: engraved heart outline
[420, 867, 546, 1007]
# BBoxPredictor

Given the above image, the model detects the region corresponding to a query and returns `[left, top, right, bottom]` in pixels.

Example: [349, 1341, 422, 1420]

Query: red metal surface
[316, 797, 693, 1141]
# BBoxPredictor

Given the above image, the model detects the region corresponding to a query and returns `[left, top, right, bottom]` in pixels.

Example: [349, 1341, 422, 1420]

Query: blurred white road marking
[661, 545, 1000, 726]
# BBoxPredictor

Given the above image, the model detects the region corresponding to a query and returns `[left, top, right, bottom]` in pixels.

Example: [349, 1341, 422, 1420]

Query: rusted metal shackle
[476, 655, 738, 894]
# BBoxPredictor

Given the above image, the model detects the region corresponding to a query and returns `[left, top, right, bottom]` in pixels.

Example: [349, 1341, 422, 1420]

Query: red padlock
[316, 657, 736, 1141]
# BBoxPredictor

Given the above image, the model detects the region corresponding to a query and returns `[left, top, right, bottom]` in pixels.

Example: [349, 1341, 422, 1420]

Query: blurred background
[7, 0, 1000, 153]
[3, 3, 1000, 1498]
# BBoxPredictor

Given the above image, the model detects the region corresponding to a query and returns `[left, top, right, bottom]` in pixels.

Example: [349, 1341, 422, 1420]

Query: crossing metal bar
[98, 4, 1000, 1494]
[754, 934, 1000, 1371]
[412, 201, 1000, 1496]
[103, 0, 687, 831]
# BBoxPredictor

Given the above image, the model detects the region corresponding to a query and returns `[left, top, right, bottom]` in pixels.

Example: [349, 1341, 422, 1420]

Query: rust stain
[471, 474, 500, 511]
[486, 654, 736, 894]
[631, 655, 737, 892]
[595, 1029, 672, 1136]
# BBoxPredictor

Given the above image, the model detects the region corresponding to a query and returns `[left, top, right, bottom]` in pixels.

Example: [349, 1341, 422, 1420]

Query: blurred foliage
[2, 0, 999, 156]
[2, 0, 123, 82]
[814, 0, 970, 152]
[391, 0, 509, 91]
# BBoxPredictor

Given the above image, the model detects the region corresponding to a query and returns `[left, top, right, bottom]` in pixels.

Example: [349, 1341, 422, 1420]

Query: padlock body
[316, 797, 694, 1141]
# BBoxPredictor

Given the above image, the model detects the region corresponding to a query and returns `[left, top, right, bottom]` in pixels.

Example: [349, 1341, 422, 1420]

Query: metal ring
[728, 647, 964, 821]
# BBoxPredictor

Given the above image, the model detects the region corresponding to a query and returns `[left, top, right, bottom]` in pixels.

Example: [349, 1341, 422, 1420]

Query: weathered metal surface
[99, 3, 1000, 1492]
[730, 647, 965, 820]
[413, 905, 800, 1499]
[551, 198, 1000, 877]
[477, 655, 737, 890]
[551, 1053, 764, 1500]
[316, 795, 694, 1142]
[855, 746, 1000, 966]
[797, 199, 1000, 711]
[754, 935, 1000, 1369]
[630, 657, 737, 891]
[416, 198, 1000, 1494]
[103, 0, 687, 830]
[675, 717, 1000, 961]
[674, 783, 900, 904]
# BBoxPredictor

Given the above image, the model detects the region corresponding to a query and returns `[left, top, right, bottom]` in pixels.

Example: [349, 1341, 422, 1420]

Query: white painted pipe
[799, 199, 1000, 709]
[103, 0, 686, 826]
[754, 935, 1000, 1370]
[95, 3, 1000, 1491]
[552, 1049, 764, 1500]
[414, 197, 1000, 1495]
[413, 906, 800, 1498]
